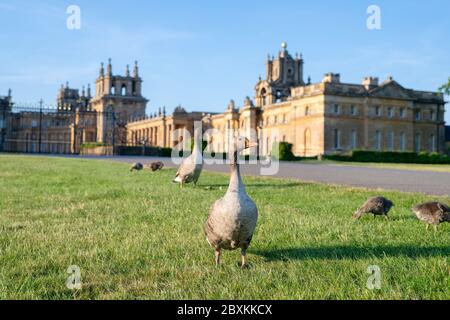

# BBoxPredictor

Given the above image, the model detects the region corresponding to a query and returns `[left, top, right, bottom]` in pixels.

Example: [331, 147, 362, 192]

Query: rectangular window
[429, 134, 436, 152]
[415, 110, 421, 121]
[387, 131, 394, 151]
[375, 106, 381, 117]
[400, 108, 406, 118]
[400, 132, 406, 151]
[387, 107, 394, 118]
[334, 104, 340, 115]
[350, 129, 357, 149]
[430, 110, 436, 121]
[350, 105, 356, 115]
[415, 133, 421, 153]
[333, 129, 340, 149]
[375, 130, 381, 151]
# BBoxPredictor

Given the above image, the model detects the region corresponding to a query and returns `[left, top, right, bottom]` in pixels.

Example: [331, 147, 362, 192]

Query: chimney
[362, 76, 379, 90]
[322, 73, 340, 84]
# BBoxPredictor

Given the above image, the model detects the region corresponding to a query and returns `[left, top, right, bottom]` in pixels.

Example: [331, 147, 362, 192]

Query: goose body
[204, 137, 258, 267]
[353, 196, 393, 219]
[173, 130, 203, 187]
[412, 202, 450, 230]
[130, 162, 144, 172]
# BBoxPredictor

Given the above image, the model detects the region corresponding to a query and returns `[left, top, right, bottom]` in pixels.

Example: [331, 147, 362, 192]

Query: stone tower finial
[81, 86, 85, 97]
[7, 88, 11, 98]
[133, 60, 139, 78]
[281, 42, 287, 50]
[65, 81, 69, 89]
[307, 76, 311, 85]
[107, 58, 112, 76]
[125, 64, 130, 77]
[163, 106, 166, 116]
[87, 84, 91, 98]
[100, 62, 105, 77]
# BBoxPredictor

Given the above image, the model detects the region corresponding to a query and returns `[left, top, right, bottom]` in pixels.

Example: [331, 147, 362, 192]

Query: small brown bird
[412, 202, 450, 231]
[146, 161, 164, 172]
[130, 162, 144, 172]
[353, 196, 394, 220]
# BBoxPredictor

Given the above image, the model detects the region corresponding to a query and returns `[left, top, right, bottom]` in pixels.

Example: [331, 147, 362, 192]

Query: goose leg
[433, 225, 438, 232]
[215, 250, 221, 267]
[241, 248, 248, 269]
[425, 224, 429, 231]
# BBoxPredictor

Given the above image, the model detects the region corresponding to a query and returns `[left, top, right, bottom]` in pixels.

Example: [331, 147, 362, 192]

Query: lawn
[0, 155, 449, 300]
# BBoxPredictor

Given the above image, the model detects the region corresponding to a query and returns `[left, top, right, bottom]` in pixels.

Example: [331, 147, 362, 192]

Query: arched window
[260, 88, 267, 106]
[387, 131, 394, 151]
[111, 85, 115, 95]
[121, 84, 127, 96]
[350, 129, 357, 149]
[429, 134, 436, 152]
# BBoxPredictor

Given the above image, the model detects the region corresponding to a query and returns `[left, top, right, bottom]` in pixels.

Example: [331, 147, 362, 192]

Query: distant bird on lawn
[173, 128, 203, 188]
[204, 136, 258, 268]
[353, 196, 394, 220]
[130, 162, 144, 172]
[412, 202, 450, 231]
[146, 161, 164, 172]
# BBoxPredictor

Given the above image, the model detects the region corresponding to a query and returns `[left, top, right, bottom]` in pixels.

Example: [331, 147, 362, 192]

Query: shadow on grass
[254, 245, 450, 261]
[202, 183, 303, 189]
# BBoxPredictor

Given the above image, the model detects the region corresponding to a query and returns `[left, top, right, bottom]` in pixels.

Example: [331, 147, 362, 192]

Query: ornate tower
[255, 42, 304, 107]
[90, 59, 148, 144]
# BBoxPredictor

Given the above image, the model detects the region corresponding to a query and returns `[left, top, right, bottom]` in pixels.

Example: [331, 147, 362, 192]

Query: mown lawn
[0, 155, 449, 300]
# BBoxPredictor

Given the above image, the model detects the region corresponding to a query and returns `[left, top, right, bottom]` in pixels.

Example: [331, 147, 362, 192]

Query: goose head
[231, 136, 258, 155]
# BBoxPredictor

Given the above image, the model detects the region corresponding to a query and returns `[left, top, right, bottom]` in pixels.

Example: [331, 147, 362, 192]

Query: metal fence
[0, 103, 117, 155]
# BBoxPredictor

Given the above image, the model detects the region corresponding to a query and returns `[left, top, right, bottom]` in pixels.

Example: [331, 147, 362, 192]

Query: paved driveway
[71, 155, 450, 196]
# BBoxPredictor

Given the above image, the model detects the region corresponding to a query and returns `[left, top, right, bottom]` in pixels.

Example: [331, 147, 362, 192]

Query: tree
[438, 77, 450, 96]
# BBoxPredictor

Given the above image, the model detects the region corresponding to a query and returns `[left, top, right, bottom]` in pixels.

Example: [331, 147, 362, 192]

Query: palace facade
[1, 44, 447, 156]
[127, 43, 446, 156]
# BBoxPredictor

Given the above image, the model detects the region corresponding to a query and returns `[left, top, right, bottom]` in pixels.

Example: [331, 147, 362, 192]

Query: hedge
[325, 150, 450, 164]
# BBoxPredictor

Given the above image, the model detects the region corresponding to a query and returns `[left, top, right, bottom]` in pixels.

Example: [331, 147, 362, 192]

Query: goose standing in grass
[204, 137, 258, 268]
[130, 162, 144, 172]
[353, 196, 394, 220]
[173, 129, 203, 188]
[412, 202, 450, 231]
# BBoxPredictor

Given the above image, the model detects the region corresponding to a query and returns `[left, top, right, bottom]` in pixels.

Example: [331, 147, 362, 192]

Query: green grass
[0, 155, 449, 300]
[302, 159, 450, 173]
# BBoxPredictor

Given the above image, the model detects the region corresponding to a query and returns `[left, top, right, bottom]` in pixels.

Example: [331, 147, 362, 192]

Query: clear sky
[0, 0, 449, 122]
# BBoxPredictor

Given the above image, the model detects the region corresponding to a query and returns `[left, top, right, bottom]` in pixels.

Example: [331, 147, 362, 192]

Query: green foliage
[115, 146, 173, 157]
[438, 77, 450, 96]
[0, 155, 449, 299]
[80, 142, 111, 149]
[272, 142, 296, 161]
[325, 150, 450, 165]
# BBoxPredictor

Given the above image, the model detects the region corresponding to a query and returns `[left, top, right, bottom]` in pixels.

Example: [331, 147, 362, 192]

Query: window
[400, 132, 406, 151]
[387, 131, 394, 151]
[399, 108, 406, 118]
[375, 106, 381, 117]
[333, 104, 340, 115]
[375, 130, 381, 150]
[350, 129, 357, 149]
[283, 114, 287, 123]
[333, 129, 340, 149]
[121, 85, 127, 96]
[31, 120, 38, 128]
[305, 106, 310, 116]
[387, 107, 394, 118]
[430, 110, 436, 121]
[415, 110, 421, 121]
[429, 134, 436, 152]
[415, 133, 421, 153]
[350, 105, 356, 115]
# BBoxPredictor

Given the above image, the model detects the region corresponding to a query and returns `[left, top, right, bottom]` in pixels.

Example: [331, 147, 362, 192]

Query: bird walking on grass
[204, 136, 258, 268]
[130, 162, 144, 172]
[146, 161, 164, 172]
[353, 196, 394, 220]
[412, 202, 450, 231]
[173, 128, 203, 188]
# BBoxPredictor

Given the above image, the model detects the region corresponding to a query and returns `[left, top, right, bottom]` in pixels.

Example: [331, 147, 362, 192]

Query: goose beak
[245, 140, 258, 149]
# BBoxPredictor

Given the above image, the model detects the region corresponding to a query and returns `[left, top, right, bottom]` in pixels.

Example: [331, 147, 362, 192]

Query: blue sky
[0, 0, 449, 122]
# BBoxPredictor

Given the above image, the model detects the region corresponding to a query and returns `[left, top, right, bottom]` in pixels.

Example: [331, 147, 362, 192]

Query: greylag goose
[412, 202, 450, 231]
[130, 162, 144, 172]
[204, 137, 258, 268]
[146, 161, 164, 172]
[353, 196, 393, 219]
[173, 129, 203, 187]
